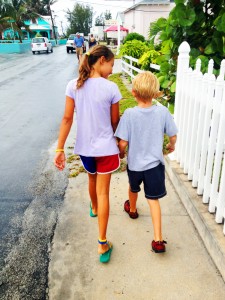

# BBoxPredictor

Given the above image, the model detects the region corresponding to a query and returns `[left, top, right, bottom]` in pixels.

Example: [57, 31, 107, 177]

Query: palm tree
[41, 0, 58, 42]
[0, 0, 40, 42]
[0, 0, 8, 38]
[27, 0, 46, 15]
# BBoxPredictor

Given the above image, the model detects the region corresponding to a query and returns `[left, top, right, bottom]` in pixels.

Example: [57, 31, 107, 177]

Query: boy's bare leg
[96, 173, 111, 254]
[129, 187, 138, 212]
[88, 173, 97, 215]
[147, 199, 162, 241]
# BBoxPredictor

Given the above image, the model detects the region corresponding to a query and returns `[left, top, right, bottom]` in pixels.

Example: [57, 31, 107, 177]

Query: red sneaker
[124, 200, 139, 219]
[152, 240, 167, 253]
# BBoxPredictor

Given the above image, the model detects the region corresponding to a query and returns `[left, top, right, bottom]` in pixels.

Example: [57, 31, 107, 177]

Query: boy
[115, 71, 177, 253]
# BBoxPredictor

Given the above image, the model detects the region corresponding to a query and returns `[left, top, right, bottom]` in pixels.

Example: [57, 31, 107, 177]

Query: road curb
[165, 156, 225, 282]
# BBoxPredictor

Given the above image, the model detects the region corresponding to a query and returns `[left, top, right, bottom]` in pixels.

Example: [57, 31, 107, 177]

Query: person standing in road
[89, 34, 97, 48]
[115, 71, 178, 254]
[74, 32, 84, 62]
[54, 45, 122, 263]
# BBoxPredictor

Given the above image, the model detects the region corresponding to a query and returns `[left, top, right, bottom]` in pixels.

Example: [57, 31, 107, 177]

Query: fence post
[192, 59, 214, 187]
[215, 84, 225, 222]
[208, 60, 225, 212]
[174, 41, 190, 161]
[197, 63, 216, 195]
[130, 58, 133, 78]
[187, 59, 202, 179]
[202, 60, 225, 203]
[122, 56, 125, 77]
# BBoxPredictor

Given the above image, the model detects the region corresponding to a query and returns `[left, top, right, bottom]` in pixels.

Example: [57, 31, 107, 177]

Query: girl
[54, 45, 122, 263]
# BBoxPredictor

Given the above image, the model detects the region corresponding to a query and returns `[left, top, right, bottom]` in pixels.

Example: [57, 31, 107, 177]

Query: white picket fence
[121, 43, 225, 234]
[174, 41, 225, 233]
[121, 55, 160, 78]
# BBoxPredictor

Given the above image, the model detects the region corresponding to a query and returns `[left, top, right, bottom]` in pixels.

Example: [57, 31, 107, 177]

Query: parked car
[66, 34, 87, 53]
[31, 37, 53, 54]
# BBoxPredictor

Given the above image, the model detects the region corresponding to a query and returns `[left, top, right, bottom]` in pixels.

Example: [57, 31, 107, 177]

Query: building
[3, 16, 58, 40]
[90, 19, 120, 41]
[123, 0, 175, 38]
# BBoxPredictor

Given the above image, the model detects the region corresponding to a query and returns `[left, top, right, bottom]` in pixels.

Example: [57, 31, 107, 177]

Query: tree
[0, 0, 8, 38]
[27, 0, 47, 15]
[41, 0, 57, 14]
[25, 0, 57, 15]
[149, 0, 225, 72]
[144, 0, 225, 101]
[104, 10, 111, 20]
[0, 0, 40, 42]
[66, 3, 93, 36]
[41, 0, 58, 41]
[95, 13, 104, 26]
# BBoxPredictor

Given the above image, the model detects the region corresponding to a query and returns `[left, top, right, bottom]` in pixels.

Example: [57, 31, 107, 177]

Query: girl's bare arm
[54, 96, 75, 170]
[111, 102, 120, 132]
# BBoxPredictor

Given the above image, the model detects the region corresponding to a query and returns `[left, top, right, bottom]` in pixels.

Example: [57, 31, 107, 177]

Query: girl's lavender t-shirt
[65, 77, 122, 157]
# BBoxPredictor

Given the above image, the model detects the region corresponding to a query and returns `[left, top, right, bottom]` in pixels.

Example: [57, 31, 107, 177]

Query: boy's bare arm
[118, 140, 128, 159]
[166, 135, 177, 153]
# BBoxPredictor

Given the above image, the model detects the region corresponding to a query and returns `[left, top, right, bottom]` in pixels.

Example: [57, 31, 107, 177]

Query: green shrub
[123, 32, 145, 44]
[35, 32, 42, 37]
[120, 40, 148, 59]
[138, 50, 161, 70]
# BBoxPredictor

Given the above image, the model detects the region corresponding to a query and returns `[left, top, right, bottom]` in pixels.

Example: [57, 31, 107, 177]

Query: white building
[123, 0, 175, 39]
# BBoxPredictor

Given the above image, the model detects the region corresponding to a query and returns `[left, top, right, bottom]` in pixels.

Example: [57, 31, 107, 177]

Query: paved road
[0, 46, 79, 299]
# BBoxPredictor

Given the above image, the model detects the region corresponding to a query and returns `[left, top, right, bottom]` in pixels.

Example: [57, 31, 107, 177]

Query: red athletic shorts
[79, 154, 120, 174]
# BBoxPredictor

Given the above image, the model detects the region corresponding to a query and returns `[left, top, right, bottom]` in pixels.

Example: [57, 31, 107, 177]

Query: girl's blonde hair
[77, 45, 114, 89]
[132, 71, 163, 101]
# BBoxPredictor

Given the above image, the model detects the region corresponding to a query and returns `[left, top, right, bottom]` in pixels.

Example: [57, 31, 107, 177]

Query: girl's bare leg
[96, 173, 111, 254]
[147, 199, 162, 241]
[88, 173, 97, 215]
[129, 186, 138, 212]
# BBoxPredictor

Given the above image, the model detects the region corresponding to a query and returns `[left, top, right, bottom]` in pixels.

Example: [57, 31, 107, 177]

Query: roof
[124, 0, 172, 13]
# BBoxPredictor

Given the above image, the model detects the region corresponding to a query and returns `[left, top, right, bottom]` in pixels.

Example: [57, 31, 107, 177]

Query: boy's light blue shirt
[114, 105, 178, 171]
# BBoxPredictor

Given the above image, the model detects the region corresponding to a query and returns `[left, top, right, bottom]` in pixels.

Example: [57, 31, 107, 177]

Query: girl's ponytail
[77, 54, 91, 89]
[77, 45, 114, 89]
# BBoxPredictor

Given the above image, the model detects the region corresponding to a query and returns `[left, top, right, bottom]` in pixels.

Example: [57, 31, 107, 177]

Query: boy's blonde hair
[132, 71, 163, 101]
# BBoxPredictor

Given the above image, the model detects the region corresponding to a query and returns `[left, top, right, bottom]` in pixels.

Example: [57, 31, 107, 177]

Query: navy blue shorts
[127, 163, 167, 199]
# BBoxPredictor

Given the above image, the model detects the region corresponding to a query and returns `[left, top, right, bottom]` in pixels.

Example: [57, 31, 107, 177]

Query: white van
[31, 37, 53, 54]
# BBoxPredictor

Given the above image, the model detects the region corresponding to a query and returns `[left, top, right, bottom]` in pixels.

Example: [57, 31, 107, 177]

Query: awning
[104, 25, 129, 32]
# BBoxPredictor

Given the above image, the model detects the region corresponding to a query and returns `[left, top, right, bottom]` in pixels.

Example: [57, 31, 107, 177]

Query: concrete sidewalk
[48, 60, 225, 299]
[48, 165, 225, 299]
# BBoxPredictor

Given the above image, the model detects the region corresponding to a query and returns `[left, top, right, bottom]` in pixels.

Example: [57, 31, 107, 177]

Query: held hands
[119, 151, 126, 159]
[166, 143, 175, 153]
[54, 152, 66, 171]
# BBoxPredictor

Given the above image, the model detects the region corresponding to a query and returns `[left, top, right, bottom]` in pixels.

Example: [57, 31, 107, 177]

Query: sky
[51, 0, 137, 34]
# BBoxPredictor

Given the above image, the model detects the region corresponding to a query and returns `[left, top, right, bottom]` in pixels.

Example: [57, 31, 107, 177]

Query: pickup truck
[66, 34, 87, 53]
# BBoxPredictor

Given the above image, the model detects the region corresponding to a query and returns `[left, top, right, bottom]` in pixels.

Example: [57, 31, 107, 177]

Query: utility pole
[60, 21, 64, 36]
[48, 4, 57, 45]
